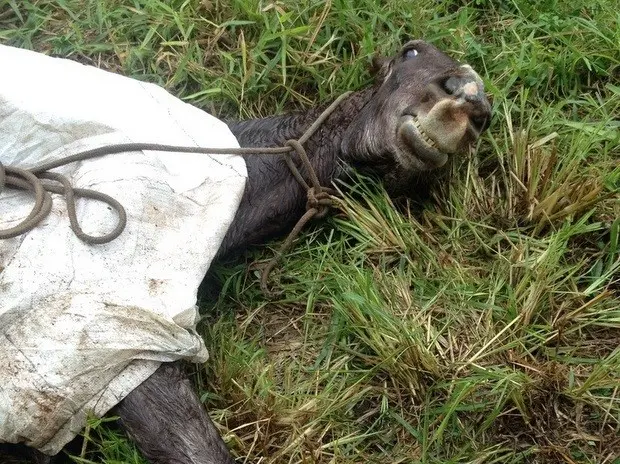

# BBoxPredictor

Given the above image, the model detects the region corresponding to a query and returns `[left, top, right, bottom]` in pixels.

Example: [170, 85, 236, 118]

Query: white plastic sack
[0, 45, 247, 454]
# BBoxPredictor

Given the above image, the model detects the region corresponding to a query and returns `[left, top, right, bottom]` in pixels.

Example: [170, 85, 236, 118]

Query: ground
[1, 0, 619, 463]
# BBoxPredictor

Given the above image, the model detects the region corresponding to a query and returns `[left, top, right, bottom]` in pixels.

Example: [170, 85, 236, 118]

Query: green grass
[2, 0, 619, 462]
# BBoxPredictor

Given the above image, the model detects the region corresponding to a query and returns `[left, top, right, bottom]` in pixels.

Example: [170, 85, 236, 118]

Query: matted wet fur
[7, 40, 490, 463]
[115, 363, 235, 464]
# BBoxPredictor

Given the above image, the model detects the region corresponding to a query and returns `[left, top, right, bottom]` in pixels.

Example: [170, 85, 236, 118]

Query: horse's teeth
[413, 116, 436, 149]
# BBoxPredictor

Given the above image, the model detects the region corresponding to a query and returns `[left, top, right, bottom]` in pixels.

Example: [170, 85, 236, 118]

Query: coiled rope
[0, 91, 352, 294]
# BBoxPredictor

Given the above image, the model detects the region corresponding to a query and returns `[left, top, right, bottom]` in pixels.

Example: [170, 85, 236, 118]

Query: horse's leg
[115, 362, 235, 464]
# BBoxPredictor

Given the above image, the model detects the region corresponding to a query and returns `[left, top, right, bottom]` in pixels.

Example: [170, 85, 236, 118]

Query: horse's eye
[404, 48, 418, 59]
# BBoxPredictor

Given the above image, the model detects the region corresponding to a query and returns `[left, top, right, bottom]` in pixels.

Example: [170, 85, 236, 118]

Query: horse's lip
[398, 115, 448, 168]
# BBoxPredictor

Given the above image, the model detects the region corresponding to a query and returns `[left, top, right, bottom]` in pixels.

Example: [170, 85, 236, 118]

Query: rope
[0, 91, 352, 293]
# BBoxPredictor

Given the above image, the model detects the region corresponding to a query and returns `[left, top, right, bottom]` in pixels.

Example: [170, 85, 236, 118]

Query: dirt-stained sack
[0, 45, 247, 454]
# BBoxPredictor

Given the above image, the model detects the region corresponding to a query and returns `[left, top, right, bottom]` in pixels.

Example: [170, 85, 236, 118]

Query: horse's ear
[370, 55, 392, 82]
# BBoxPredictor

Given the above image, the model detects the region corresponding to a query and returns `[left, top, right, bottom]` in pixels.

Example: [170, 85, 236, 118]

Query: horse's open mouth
[398, 115, 448, 168]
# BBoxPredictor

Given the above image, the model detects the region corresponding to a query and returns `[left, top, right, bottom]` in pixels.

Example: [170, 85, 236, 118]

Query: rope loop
[38, 171, 127, 244]
[0, 162, 53, 240]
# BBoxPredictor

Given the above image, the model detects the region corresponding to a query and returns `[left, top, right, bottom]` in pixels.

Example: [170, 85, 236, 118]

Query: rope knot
[284, 139, 304, 155]
[306, 187, 335, 218]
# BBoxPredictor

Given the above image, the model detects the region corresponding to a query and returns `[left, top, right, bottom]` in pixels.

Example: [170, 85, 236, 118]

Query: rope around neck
[0, 91, 352, 294]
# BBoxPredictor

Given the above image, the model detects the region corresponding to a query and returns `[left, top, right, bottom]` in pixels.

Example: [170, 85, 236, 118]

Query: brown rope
[0, 91, 352, 293]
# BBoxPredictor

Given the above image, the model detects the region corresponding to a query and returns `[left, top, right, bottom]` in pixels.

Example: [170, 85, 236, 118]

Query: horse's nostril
[471, 115, 489, 133]
[443, 76, 460, 96]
